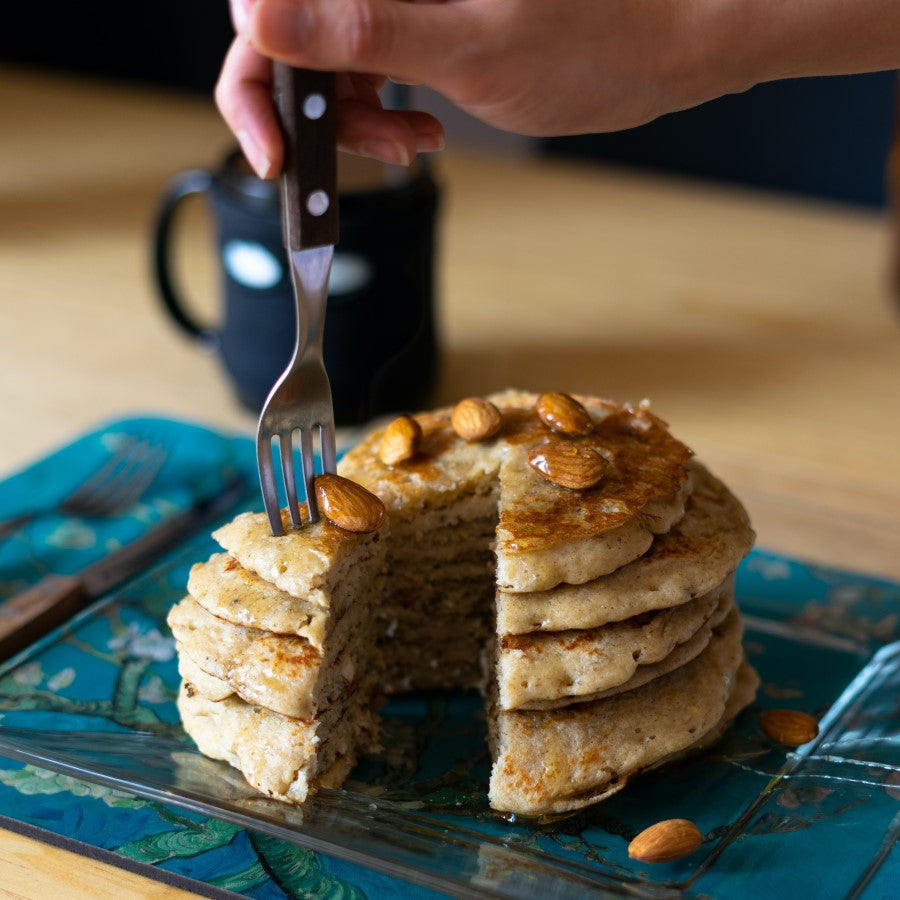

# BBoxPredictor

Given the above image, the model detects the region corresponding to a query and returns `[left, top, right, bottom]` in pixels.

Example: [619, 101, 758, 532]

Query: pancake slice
[339, 390, 696, 594]
[488, 608, 749, 816]
[494, 447, 692, 593]
[497, 578, 732, 710]
[175, 502, 388, 803]
[177, 676, 379, 804]
[213, 507, 386, 606]
[517, 591, 735, 711]
[176, 647, 234, 701]
[188, 552, 330, 648]
[169, 579, 380, 719]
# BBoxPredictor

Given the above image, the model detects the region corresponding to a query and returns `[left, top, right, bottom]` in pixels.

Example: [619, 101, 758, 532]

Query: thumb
[250, 0, 471, 86]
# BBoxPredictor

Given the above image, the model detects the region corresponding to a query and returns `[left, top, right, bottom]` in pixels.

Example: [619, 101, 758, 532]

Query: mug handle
[152, 169, 220, 352]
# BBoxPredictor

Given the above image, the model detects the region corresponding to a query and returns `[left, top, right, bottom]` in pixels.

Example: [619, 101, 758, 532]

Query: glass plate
[0, 534, 898, 898]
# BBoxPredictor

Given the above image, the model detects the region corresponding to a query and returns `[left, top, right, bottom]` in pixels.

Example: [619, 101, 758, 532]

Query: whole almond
[759, 709, 819, 746]
[536, 392, 593, 436]
[528, 440, 607, 490]
[451, 397, 502, 441]
[378, 415, 422, 466]
[314, 474, 385, 533]
[628, 819, 703, 864]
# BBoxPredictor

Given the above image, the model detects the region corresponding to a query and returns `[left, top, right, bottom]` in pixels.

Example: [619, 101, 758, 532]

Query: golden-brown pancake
[173, 389, 756, 816]
[497, 578, 732, 710]
[488, 609, 749, 816]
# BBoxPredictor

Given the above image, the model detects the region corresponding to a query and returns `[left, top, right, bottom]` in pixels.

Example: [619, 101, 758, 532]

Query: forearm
[717, 0, 900, 91]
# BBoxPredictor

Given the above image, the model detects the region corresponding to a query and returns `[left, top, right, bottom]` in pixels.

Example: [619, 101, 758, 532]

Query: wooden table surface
[1, 65, 899, 896]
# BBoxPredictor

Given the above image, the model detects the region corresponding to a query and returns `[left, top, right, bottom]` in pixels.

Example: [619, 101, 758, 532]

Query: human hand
[217, 0, 900, 180]
[217, 0, 740, 179]
[216, 26, 446, 178]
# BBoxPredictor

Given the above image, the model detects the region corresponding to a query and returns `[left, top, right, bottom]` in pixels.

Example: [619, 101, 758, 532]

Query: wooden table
[1, 65, 899, 895]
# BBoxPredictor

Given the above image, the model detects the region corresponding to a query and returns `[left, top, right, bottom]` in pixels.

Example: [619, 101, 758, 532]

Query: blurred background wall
[2, 1, 894, 207]
[545, 73, 897, 208]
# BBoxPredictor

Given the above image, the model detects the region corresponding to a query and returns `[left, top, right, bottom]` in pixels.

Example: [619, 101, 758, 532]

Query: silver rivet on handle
[306, 190, 330, 216]
[303, 92, 327, 120]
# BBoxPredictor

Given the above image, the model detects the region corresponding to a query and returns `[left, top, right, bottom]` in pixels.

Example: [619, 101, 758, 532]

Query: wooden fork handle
[273, 64, 339, 250]
[0, 575, 88, 660]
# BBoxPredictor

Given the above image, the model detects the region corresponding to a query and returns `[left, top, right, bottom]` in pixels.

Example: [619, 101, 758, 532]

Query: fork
[257, 64, 339, 536]
[0, 437, 167, 541]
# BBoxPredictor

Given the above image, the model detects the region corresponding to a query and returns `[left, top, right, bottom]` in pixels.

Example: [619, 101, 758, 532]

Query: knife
[0, 477, 247, 660]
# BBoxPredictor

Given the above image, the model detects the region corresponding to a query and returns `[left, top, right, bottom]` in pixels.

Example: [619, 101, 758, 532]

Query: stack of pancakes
[168, 519, 387, 802]
[171, 390, 758, 816]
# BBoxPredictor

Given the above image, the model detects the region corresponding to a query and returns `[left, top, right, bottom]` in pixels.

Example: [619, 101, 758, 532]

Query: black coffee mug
[152, 149, 440, 424]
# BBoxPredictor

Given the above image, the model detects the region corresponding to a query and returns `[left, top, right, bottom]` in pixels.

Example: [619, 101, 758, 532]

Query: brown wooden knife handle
[0, 575, 89, 660]
[273, 63, 339, 250]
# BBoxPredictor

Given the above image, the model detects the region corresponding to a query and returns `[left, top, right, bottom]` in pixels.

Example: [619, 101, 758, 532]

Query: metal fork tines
[257, 246, 337, 535]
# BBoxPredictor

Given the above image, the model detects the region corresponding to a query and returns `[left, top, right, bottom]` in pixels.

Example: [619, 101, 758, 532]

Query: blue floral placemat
[0, 416, 898, 897]
[0, 415, 439, 898]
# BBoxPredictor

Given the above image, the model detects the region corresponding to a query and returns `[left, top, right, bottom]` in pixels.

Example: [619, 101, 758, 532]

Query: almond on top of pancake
[339, 389, 694, 593]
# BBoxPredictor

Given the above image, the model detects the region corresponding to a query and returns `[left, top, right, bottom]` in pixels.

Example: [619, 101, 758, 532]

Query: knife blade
[0, 477, 247, 660]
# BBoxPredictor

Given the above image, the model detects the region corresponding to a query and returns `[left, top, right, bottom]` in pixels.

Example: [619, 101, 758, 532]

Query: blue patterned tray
[0, 418, 898, 897]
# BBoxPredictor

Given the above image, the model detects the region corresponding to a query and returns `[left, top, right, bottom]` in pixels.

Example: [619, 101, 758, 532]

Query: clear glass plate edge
[0, 726, 682, 899]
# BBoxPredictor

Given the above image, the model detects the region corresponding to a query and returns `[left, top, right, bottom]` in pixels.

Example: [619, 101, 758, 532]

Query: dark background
[2, 1, 895, 207]
[0, 2, 235, 95]
[544, 72, 897, 208]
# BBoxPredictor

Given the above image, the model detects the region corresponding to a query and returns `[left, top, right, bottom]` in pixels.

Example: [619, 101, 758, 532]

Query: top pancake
[496, 460, 755, 634]
[212, 505, 386, 606]
[188, 552, 330, 648]
[338, 390, 694, 592]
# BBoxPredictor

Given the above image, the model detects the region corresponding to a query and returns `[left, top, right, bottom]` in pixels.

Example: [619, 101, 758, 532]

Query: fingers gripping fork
[256, 64, 339, 536]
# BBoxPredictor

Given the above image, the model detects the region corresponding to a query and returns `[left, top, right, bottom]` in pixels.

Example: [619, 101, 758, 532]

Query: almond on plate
[759, 709, 819, 746]
[628, 819, 703, 864]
